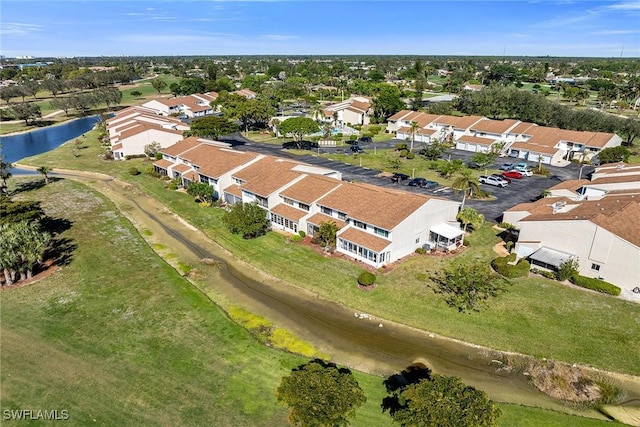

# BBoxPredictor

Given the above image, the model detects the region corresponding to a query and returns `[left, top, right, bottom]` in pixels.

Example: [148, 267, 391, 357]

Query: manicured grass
[0, 178, 614, 426]
[21, 134, 640, 376]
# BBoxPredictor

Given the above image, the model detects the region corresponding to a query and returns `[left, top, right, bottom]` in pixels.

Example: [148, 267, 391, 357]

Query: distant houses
[153, 140, 462, 268]
[318, 96, 372, 127]
[386, 110, 622, 166]
[141, 92, 218, 118]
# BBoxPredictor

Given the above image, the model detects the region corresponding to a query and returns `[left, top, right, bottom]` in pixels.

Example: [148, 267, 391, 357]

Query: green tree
[144, 142, 162, 158]
[186, 116, 239, 140]
[452, 170, 480, 210]
[278, 117, 320, 142]
[186, 182, 214, 204]
[36, 166, 52, 185]
[409, 121, 419, 153]
[456, 207, 484, 232]
[372, 84, 405, 123]
[10, 102, 41, 125]
[597, 146, 630, 164]
[437, 159, 464, 178]
[276, 359, 366, 427]
[130, 90, 143, 98]
[0, 156, 13, 194]
[385, 374, 501, 427]
[0, 220, 51, 284]
[470, 151, 496, 169]
[222, 202, 269, 239]
[217, 94, 275, 133]
[0, 194, 45, 225]
[419, 142, 449, 161]
[316, 221, 339, 250]
[430, 259, 508, 313]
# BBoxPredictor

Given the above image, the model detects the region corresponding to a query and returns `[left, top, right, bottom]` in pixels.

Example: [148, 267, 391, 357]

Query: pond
[0, 115, 101, 164]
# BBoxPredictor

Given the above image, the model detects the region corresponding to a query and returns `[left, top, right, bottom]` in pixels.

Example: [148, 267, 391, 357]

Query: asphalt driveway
[227, 134, 589, 223]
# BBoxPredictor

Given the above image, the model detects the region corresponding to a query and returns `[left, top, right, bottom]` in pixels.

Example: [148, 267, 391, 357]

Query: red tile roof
[270, 204, 308, 221]
[279, 175, 342, 204]
[153, 159, 173, 169]
[233, 156, 305, 197]
[306, 213, 346, 229]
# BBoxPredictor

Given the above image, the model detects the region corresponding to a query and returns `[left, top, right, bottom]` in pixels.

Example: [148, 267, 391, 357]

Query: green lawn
[0, 181, 620, 426]
[0, 178, 615, 426]
[19, 131, 640, 377]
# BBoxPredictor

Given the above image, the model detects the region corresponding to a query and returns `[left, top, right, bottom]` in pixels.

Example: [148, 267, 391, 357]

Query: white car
[513, 168, 533, 177]
[479, 175, 508, 187]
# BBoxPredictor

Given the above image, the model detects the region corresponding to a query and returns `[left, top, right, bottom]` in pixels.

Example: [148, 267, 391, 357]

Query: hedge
[570, 274, 621, 296]
[491, 253, 531, 278]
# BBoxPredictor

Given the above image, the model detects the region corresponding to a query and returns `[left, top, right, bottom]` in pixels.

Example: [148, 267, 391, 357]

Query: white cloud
[590, 29, 640, 35]
[0, 22, 42, 36]
[606, 0, 640, 10]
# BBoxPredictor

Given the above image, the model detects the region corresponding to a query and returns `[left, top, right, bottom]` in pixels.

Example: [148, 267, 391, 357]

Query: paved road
[224, 133, 593, 222]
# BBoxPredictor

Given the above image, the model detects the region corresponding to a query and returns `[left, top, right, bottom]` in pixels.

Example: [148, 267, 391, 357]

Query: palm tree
[457, 207, 484, 233]
[37, 166, 52, 185]
[452, 170, 480, 210]
[409, 121, 419, 153]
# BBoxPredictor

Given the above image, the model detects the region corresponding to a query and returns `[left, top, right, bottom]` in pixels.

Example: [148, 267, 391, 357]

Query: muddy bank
[25, 166, 640, 420]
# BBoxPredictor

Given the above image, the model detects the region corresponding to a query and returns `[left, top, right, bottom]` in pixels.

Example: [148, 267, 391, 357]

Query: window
[374, 227, 389, 238]
[415, 237, 420, 244]
[353, 220, 367, 230]
[591, 263, 601, 271]
[256, 196, 268, 208]
[298, 203, 310, 212]
[321, 206, 333, 216]
[234, 178, 244, 185]
[337, 211, 347, 221]
[283, 197, 294, 205]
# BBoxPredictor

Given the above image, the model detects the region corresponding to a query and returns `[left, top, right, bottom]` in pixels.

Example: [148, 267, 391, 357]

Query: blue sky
[1, 1, 639, 58]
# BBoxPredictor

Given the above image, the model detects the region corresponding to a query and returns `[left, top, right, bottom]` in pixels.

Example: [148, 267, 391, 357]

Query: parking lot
[230, 135, 589, 222]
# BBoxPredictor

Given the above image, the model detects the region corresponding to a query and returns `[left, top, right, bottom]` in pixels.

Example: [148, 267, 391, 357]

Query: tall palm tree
[452, 170, 480, 210]
[409, 121, 419, 153]
[37, 166, 52, 185]
[457, 207, 484, 232]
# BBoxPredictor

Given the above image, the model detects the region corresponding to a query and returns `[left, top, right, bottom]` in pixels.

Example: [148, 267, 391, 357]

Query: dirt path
[19, 165, 640, 421]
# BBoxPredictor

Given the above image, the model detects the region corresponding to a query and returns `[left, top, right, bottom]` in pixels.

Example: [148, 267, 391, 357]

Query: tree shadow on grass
[382, 364, 433, 416]
[40, 216, 76, 267]
[11, 177, 63, 195]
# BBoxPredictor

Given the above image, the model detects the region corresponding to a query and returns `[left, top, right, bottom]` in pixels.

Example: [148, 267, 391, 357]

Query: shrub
[357, 271, 376, 286]
[463, 238, 470, 247]
[531, 267, 556, 280]
[400, 149, 408, 158]
[348, 135, 357, 141]
[128, 167, 141, 176]
[290, 235, 302, 243]
[533, 165, 551, 177]
[406, 152, 415, 160]
[415, 247, 427, 254]
[556, 258, 579, 281]
[154, 152, 163, 160]
[491, 254, 531, 278]
[396, 143, 408, 151]
[369, 125, 381, 134]
[569, 275, 621, 296]
[298, 230, 306, 238]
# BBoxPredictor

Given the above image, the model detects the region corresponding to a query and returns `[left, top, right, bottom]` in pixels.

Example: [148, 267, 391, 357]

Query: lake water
[0, 115, 101, 164]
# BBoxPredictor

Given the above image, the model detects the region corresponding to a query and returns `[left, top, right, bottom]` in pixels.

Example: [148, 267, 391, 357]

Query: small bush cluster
[415, 247, 427, 254]
[395, 143, 408, 151]
[531, 267, 556, 280]
[298, 230, 306, 238]
[289, 235, 302, 243]
[491, 253, 531, 278]
[399, 149, 409, 157]
[357, 271, 376, 286]
[128, 167, 141, 176]
[569, 275, 621, 296]
[406, 152, 415, 160]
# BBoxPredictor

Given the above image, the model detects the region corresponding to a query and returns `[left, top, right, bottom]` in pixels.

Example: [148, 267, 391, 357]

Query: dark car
[282, 140, 319, 150]
[358, 136, 373, 144]
[350, 145, 364, 153]
[391, 172, 410, 183]
[408, 178, 439, 189]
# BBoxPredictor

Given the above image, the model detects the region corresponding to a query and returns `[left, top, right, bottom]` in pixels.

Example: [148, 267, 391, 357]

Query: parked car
[350, 145, 364, 153]
[479, 175, 508, 187]
[282, 140, 319, 150]
[502, 170, 524, 179]
[467, 161, 483, 169]
[391, 172, 410, 183]
[492, 174, 511, 184]
[517, 168, 534, 177]
[499, 163, 515, 171]
[407, 178, 439, 189]
[358, 136, 373, 144]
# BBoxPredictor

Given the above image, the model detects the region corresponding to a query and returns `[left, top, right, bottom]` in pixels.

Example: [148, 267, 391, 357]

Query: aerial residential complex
[153, 139, 462, 268]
